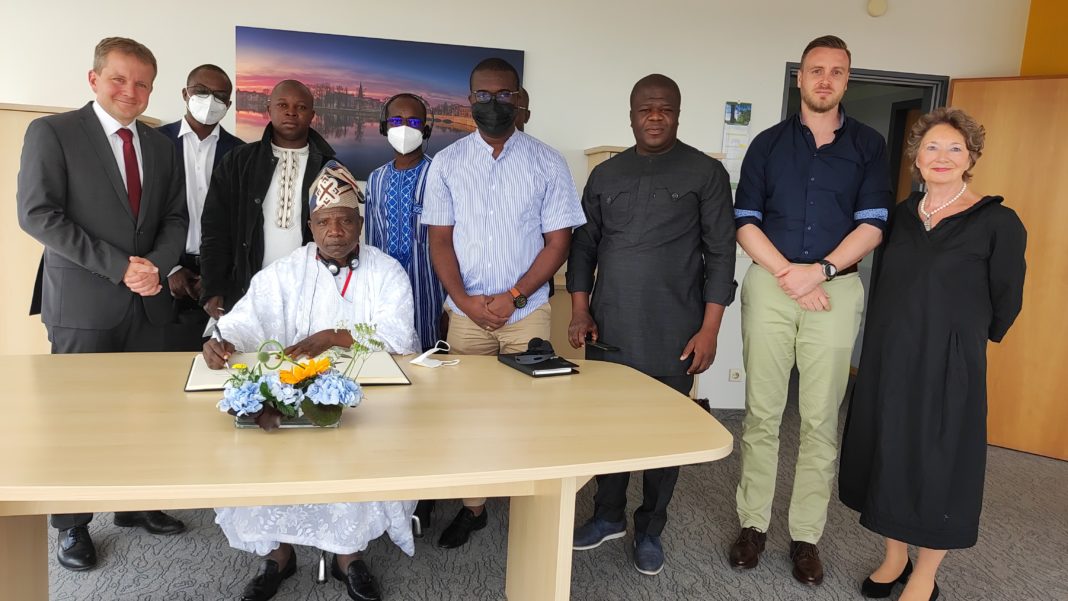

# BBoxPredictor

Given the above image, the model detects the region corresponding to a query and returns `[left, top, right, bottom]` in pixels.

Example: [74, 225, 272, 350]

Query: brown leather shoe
[790, 541, 824, 585]
[728, 527, 766, 569]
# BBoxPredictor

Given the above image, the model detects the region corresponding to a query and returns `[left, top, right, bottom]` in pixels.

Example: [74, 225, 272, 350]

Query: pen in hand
[213, 324, 230, 370]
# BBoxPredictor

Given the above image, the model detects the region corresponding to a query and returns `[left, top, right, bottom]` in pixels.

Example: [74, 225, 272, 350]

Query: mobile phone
[585, 336, 620, 352]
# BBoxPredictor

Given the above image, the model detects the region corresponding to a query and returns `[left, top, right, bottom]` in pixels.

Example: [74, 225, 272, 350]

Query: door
[950, 76, 1068, 461]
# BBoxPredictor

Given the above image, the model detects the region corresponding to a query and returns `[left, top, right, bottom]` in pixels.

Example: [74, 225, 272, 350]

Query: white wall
[1, 0, 1029, 406]
[1, 0, 1028, 182]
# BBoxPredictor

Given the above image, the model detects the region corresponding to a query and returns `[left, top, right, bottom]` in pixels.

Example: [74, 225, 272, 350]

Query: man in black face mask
[422, 57, 586, 549]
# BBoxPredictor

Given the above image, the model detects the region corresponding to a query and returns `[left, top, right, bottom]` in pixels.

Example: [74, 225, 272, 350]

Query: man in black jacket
[199, 79, 336, 317]
[158, 64, 244, 349]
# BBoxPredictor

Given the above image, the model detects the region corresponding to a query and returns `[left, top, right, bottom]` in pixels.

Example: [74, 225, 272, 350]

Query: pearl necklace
[920, 183, 967, 231]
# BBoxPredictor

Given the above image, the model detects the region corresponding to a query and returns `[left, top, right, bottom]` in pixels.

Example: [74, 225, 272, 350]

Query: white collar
[178, 115, 220, 141]
[271, 142, 309, 156]
[92, 100, 136, 138]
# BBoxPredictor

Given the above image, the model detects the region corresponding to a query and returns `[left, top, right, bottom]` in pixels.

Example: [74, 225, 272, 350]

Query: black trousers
[47, 298, 165, 530]
[163, 296, 209, 352]
[592, 374, 693, 537]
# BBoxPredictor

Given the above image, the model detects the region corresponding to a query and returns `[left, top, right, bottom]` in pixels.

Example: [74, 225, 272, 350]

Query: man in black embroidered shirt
[567, 74, 736, 577]
[728, 35, 892, 586]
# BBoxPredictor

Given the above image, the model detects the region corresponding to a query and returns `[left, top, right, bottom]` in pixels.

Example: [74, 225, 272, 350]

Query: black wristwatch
[509, 287, 528, 309]
[818, 260, 838, 281]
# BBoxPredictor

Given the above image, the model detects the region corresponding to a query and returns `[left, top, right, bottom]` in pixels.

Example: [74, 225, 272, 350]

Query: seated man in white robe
[204, 160, 419, 601]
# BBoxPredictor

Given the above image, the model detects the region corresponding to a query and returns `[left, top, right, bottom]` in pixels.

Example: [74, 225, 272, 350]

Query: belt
[839, 263, 858, 276]
[179, 253, 201, 273]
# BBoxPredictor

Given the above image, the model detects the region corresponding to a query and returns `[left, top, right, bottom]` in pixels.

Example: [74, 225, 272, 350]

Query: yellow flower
[278, 357, 332, 385]
[278, 368, 301, 385]
[307, 356, 331, 376]
[232, 363, 248, 370]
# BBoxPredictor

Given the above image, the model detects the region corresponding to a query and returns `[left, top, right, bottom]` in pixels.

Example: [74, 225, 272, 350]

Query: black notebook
[498, 352, 579, 377]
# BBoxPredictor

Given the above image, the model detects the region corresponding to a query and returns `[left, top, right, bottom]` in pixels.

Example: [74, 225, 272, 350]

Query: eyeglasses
[385, 116, 426, 129]
[470, 89, 519, 104]
[185, 86, 230, 104]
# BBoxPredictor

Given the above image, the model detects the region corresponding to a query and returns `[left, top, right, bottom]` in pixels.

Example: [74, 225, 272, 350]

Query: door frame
[887, 98, 924, 199]
[781, 63, 949, 120]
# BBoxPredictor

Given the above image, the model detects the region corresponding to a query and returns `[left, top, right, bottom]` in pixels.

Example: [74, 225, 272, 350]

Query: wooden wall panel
[950, 78, 1068, 460]
[0, 105, 52, 356]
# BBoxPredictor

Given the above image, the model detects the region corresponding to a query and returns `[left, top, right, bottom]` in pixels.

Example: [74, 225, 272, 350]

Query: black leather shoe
[412, 499, 435, 538]
[790, 541, 824, 585]
[56, 526, 97, 571]
[862, 558, 913, 598]
[728, 527, 766, 569]
[437, 506, 488, 549]
[239, 552, 297, 601]
[331, 555, 381, 601]
[113, 510, 186, 535]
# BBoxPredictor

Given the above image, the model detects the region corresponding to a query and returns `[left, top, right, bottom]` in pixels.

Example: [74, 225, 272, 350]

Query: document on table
[184, 350, 410, 391]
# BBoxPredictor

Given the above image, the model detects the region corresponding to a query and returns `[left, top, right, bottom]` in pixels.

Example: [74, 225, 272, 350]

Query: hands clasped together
[456, 293, 516, 331]
[123, 256, 162, 296]
[775, 263, 831, 312]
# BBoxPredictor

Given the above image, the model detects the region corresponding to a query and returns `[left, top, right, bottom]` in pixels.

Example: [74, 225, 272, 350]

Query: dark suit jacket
[156, 118, 245, 175]
[17, 102, 188, 329]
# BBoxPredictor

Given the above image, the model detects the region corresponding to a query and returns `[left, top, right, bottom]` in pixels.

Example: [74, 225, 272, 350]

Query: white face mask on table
[409, 341, 459, 368]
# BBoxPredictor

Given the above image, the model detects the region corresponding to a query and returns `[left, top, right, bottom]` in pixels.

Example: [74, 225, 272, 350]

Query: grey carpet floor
[47, 399, 1068, 600]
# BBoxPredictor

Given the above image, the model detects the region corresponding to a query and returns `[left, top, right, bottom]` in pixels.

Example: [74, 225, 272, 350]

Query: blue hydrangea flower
[305, 371, 362, 408]
[218, 380, 265, 416]
[263, 372, 302, 407]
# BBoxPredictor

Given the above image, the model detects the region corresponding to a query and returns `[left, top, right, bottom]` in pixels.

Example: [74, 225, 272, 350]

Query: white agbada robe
[214, 242, 420, 556]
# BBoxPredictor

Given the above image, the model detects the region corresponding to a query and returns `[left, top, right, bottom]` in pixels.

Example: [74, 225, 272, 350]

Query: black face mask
[471, 100, 517, 137]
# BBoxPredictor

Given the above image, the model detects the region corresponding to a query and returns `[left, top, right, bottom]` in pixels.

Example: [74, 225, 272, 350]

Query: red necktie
[116, 128, 141, 219]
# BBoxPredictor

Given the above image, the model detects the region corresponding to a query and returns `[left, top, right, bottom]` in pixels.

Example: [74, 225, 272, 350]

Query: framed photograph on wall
[236, 26, 524, 179]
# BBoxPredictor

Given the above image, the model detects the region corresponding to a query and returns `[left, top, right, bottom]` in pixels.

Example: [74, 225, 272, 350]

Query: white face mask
[187, 94, 229, 126]
[387, 125, 424, 155]
[409, 341, 459, 368]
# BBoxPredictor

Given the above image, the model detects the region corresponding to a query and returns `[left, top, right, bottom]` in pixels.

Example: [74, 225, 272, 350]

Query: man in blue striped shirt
[365, 93, 446, 353]
[423, 57, 586, 549]
[728, 35, 892, 586]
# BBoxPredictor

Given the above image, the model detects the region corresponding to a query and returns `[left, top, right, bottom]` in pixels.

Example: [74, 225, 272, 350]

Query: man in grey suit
[17, 37, 189, 572]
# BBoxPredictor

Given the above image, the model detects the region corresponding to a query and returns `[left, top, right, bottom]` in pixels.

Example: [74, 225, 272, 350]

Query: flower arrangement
[217, 323, 384, 429]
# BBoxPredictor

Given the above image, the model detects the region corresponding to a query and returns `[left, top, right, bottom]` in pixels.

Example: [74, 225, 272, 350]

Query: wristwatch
[509, 287, 528, 309]
[818, 260, 838, 281]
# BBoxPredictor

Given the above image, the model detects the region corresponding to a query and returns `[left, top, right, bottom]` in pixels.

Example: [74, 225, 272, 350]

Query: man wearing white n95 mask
[365, 93, 447, 354]
[158, 64, 244, 351]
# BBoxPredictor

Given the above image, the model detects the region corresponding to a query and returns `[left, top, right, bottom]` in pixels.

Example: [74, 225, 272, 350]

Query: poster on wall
[235, 26, 524, 179]
[721, 101, 752, 192]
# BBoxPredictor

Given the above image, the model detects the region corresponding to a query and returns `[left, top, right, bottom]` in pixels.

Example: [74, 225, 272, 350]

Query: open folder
[184, 350, 410, 392]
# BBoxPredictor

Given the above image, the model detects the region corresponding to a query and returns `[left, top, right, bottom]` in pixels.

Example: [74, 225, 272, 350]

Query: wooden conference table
[0, 353, 733, 600]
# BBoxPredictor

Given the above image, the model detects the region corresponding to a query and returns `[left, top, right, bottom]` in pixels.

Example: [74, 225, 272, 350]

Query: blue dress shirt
[733, 110, 892, 262]
[421, 131, 585, 324]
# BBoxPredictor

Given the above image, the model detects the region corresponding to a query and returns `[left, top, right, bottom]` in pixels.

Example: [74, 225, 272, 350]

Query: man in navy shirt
[728, 35, 891, 586]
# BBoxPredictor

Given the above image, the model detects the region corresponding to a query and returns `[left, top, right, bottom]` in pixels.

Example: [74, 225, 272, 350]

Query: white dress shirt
[178, 117, 221, 254]
[92, 100, 143, 188]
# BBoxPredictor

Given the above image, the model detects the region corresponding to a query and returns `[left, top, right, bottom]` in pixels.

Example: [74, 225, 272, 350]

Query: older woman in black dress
[839, 108, 1026, 601]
